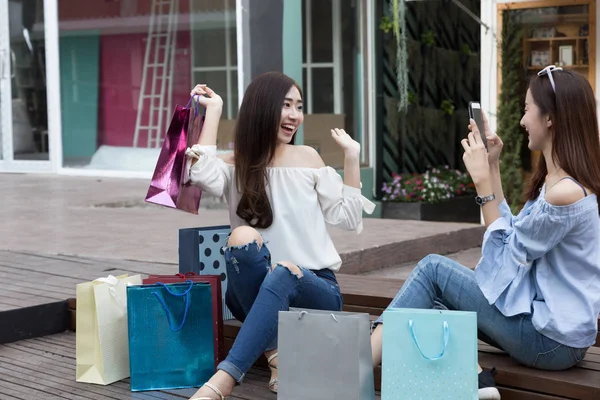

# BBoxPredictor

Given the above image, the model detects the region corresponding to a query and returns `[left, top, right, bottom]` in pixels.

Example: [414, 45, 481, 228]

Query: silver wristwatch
[475, 193, 496, 206]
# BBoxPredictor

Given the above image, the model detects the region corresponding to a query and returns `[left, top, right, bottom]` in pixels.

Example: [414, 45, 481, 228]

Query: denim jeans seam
[567, 346, 586, 365]
[391, 263, 425, 308]
[533, 344, 564, 367]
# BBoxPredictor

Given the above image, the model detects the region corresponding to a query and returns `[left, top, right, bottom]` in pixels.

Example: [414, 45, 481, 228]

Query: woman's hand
[190, 84, 223, 110]
[462, 122, 490, 185]
[331, 128, 360, 158]
[474, 111, 503, 165]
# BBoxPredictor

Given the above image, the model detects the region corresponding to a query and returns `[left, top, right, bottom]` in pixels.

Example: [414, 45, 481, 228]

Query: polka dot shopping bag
[178, 225, 234, 320]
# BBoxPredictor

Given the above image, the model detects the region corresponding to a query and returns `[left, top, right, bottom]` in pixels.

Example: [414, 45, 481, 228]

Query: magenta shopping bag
[145, 98, 204, 214]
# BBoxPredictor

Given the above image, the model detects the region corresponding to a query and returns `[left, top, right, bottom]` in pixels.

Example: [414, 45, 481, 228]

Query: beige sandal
[190, 382, 229, 400]
[267, 352, 278, 393]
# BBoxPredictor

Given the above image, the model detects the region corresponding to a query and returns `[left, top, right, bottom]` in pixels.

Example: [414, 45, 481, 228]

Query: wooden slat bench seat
[222, 274, 600, 399]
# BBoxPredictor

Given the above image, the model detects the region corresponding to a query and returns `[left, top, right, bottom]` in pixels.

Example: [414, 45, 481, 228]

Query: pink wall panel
[98, 31, 192, 147]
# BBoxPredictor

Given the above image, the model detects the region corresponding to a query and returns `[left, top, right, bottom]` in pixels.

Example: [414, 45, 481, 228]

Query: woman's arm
[189, 84, 223, 147]
[489, 161, 505, 206]
[332, 128, 361, 189]
[185, 84, 230, 196]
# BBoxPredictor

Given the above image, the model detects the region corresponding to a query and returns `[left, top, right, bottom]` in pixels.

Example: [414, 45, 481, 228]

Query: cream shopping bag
[75, 274, 142, 385]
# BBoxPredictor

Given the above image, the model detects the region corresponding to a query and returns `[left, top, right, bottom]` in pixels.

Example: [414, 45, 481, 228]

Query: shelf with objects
[497, 0, 596, 181]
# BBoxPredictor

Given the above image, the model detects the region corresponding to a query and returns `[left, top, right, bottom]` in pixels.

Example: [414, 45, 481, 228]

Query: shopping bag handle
[186, 96, 202, 117]
[151, 280, 194, 332]
[94, 275, 126, 309]
[409, 319, 449, 361]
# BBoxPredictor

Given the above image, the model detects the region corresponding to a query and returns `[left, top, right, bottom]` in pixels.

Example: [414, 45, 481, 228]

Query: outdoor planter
[382, 196, 480, 223]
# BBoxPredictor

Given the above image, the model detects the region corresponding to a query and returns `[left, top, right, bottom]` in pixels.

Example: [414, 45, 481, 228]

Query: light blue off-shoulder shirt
[475, 184, 600, 348]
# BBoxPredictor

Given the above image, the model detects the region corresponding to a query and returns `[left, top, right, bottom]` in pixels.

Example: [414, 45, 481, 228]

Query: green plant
[497, 14, 524, 213]
[460, 43, 472, 56]
[408, 91, 418, 106]
[389, 0, 409, 111]
[441, 100, 455, 116]
[381, 166, 476, 204]
[420, 30, 436, 47]
[380, 16, 393, 33]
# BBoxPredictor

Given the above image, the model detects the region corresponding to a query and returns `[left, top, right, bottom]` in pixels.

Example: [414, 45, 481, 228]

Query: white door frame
[0, 0, 62, 173]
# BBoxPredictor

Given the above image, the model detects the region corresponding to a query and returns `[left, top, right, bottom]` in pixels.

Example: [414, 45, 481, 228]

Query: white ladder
[133, 0, 179, 148]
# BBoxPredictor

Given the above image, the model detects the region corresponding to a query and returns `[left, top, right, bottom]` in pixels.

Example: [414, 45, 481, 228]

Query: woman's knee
[228, 226, 263, 247]
[416, 254, 445, 273]
[270, 261, 303, 278]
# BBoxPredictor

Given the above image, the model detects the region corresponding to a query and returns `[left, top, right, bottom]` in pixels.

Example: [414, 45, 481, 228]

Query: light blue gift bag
[127, 281, 215, 391]
[382, 308, 478, 399]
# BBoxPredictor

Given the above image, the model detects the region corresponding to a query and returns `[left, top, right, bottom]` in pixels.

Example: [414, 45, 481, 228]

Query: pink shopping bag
[145, 97, 204, 214]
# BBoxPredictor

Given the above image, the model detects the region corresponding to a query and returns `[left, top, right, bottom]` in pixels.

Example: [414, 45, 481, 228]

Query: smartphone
[468, 101, 487, 149]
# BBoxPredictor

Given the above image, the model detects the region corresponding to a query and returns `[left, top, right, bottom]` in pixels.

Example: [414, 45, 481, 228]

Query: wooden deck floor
[0, 250, 383, 399]
[0, 250, 177, 312]
[0, 331, 279, 400]
[0, 332, 383, 400]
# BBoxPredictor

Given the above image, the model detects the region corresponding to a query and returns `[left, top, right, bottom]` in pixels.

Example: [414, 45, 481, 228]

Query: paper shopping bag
[277, 308, 375, 400]
[75, 274, 142, 385]
[145, 97, 204, 214]
[143, 273, 224, 367]
[127, 281, 215, 391]
[178, 225, 234, 320]
[382, 308, 478, 399]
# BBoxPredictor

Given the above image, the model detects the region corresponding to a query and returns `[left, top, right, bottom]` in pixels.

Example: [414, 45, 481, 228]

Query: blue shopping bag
[127, 281, 215, 391]
[179, 225, 234, 320]
[382, 308, 478, 399]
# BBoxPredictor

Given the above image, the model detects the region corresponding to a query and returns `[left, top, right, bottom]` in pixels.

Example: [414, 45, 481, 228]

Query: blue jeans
[376, 254, 588, 370]
[217, 240, 343, 382]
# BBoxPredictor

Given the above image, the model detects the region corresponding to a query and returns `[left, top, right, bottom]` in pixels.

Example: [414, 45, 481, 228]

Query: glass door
[0, 0, 53, 172]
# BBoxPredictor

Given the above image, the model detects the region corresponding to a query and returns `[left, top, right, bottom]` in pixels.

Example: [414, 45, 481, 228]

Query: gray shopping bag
[277, 308, 375, 400]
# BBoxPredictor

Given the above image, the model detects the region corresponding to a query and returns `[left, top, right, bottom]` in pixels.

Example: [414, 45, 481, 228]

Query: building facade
[0, 0, 379, 200]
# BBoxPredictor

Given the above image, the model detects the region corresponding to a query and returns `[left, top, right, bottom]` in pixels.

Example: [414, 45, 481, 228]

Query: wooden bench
[223, 274, 600, 399]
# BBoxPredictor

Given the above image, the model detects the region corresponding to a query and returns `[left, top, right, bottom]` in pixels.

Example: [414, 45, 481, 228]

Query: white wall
[480, 0, 600, 132]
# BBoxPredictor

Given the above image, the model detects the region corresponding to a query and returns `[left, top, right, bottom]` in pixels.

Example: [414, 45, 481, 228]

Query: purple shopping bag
[145, 98, 204, 214]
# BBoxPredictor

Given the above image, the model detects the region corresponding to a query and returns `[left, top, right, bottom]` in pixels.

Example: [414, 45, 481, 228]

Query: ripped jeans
[217, 239, 343, 382]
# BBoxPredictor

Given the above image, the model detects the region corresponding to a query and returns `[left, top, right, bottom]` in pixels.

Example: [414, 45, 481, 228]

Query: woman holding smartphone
[371, 66, 600, 400]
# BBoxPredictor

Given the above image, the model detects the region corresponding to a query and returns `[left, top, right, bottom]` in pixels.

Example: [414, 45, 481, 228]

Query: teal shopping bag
[382, 308, 478, 399]
[127, 281, 215, 391]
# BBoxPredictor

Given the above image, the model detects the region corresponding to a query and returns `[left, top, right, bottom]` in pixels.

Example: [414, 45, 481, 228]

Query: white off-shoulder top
[185, 145, 375, 272]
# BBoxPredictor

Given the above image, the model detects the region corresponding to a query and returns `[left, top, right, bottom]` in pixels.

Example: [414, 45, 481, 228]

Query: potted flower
[381, 166, 480, 223]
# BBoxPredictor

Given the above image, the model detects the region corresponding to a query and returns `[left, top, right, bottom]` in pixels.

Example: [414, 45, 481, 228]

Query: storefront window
[57, 0, 236, 171]
[6, 0, 48, 162]
[301, 0, 366, 168]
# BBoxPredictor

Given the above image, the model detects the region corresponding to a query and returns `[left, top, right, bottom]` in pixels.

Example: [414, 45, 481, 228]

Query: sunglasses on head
[537, 65, 563, 93]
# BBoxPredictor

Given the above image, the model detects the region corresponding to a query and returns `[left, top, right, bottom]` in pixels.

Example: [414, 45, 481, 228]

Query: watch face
[475, 196, 483, 205]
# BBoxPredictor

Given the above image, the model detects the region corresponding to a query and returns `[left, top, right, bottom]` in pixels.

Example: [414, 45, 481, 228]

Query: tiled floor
[1, 173, 483, 268]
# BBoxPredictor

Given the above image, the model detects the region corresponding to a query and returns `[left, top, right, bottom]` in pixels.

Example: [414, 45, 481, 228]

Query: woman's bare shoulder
[290, 145, 326, 168]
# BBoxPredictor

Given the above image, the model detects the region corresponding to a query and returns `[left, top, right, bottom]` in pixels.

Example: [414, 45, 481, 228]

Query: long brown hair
[234, 72, 302, 229]
[525, 70, 600, 203]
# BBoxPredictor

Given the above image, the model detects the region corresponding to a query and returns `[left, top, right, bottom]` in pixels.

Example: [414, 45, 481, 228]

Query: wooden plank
[337, 273, 403, 308]
[0, 301, 68, 344]
[498, 386, 571, 400]
[0, 354, 165, 400]
[478, 352, 600, 400]
[498, 0, 591, 10]
[0, 331, 377, 399]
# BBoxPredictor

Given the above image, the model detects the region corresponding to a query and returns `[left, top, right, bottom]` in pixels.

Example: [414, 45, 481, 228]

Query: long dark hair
[525, 70, 600, 204]
[234, 72, 302, 229]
